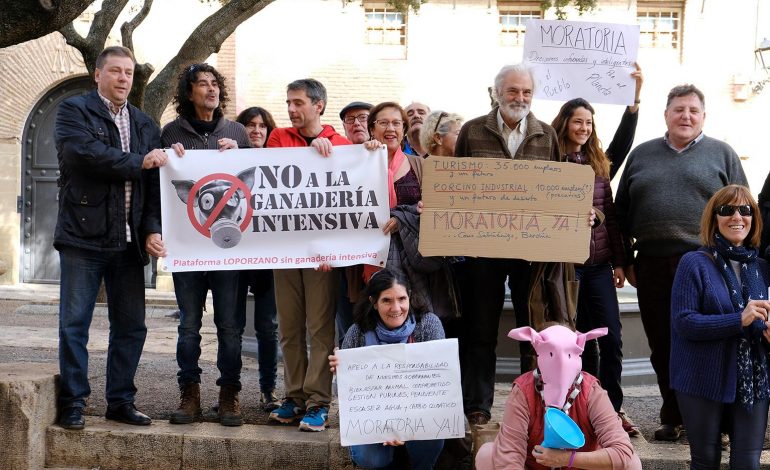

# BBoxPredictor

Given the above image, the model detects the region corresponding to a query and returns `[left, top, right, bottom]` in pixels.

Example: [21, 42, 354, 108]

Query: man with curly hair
[159, 63, 251, 427]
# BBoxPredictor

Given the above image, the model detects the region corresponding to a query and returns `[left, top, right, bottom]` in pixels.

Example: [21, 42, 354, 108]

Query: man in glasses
[340, 101, 372, 144]
[336, 101, 372, 345]
[615, 84, 747, 442]
[453, 63, 563, 427]
[266, 78, 350, 432]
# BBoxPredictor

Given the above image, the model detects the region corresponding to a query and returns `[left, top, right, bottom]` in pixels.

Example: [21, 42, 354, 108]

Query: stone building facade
[1, 0, 769, 286]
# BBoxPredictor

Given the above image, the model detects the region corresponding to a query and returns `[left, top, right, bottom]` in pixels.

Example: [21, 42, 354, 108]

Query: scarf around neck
[711, 233, 770, 409]
[388, 148, 407, 209]
[363, 313, 416, 346]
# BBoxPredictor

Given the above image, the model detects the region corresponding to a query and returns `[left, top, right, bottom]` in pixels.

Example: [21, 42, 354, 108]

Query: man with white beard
[453, 63, 563, 426]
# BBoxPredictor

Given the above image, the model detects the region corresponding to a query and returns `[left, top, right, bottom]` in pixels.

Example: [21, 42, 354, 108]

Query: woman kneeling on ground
[329, 269, 445, 470]
[475, 325, 642, 469]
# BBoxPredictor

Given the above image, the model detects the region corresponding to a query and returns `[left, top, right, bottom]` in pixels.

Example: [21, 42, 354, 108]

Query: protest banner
[523, 19, 639, 105]
[159, 145, 390, 272]
[418, 156, 594, 263]
[336, 338, 464, 446]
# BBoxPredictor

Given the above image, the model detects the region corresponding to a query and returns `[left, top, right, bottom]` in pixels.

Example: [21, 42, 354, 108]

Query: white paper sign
[336, 339, 464, 446]
[523, 19, 640, 105]
[159, 145, 390, 271]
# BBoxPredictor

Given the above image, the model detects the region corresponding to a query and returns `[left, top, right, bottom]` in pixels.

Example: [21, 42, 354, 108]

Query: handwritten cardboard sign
[523, 19, 639, 105]
[336, 339, 464, 446]
[159, 145, 390, 271]
[418, 157, 594, 263]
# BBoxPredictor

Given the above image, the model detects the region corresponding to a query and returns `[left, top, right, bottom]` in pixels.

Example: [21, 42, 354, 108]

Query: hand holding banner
[159, 145, 390, 271]
[418, 157, 594, 263]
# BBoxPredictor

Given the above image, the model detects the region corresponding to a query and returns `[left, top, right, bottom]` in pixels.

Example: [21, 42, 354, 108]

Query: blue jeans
[58, 245, 147, 409]
[350, 440, 444, 470]
[241, 269, 278, 393]
[574, 264, 624, 411]
[173, 270, 245, 389]
[677, 391, 769, 469]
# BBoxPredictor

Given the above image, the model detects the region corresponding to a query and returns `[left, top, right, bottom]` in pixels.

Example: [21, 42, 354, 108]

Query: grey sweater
[341, 312, 445, 349]
[161, 116, 250, 149]
[615, 135, 747, 257]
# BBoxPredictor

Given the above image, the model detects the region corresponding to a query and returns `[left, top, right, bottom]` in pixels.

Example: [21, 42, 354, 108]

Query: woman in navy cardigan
[671, 184, 770, 469]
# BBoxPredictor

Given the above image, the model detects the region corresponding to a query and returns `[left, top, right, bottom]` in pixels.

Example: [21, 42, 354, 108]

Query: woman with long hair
[550, 64, 642, 435]
[236, 106, 276, 149]
[329, 269, 445, 470]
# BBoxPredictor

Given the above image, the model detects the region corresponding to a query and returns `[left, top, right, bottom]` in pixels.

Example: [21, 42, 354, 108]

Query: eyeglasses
[375, 119, 404, 129]
[343, 113, 369, 125]
[432, 112, 448, 136]
[715, 204, 753, 217]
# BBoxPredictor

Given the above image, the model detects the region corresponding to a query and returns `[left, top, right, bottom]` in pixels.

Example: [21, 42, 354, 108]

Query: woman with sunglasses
[671, 184, 770, 469]
[419, 111, 464, 157]
[549, 63, 643, 436]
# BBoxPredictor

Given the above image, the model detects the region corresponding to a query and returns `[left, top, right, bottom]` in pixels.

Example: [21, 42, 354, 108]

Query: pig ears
[508, 327, 542, 345]
[576, 327, 608, 349]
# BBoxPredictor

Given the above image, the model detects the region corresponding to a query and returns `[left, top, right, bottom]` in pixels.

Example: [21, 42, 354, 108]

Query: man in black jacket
[54, 46, 167, 430]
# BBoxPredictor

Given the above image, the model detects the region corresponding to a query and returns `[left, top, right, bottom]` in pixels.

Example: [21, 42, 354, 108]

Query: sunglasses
[432, 111, 448, 136]
[715, 204, 753, 217]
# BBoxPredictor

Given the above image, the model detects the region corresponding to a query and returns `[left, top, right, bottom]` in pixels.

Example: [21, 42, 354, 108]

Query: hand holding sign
[523, 19, 640, 105]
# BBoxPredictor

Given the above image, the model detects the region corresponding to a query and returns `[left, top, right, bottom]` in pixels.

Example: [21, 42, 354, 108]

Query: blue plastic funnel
[541, 408, 585, 449]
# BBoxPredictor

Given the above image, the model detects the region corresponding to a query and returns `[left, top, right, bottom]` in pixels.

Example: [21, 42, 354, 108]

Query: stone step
[44, 417, 770, 470]
[46, 418, 354, 470]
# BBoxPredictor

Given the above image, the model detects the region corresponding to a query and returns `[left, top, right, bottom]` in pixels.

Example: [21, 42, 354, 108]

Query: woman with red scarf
[361, 102, 459, 328]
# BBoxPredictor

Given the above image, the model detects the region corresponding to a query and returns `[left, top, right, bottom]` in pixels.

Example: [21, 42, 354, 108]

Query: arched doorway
[20, 75, 92, 283]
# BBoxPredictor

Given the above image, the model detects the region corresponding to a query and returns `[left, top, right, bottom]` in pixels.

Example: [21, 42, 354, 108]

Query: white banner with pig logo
[159, 145, 391, 272]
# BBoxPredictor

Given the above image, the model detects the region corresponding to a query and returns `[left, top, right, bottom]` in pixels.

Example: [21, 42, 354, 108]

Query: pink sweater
[476, 380, 641, 469]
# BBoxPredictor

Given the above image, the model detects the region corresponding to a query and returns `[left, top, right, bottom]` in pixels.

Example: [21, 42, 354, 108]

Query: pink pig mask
[509, 325, 608, 410]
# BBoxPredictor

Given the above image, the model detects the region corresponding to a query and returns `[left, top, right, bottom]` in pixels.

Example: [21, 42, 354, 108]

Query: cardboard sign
[336, 339, 464, 446]
[418, 157, 594, 263]
[159, 145, 391, 271]
[523, 19, 640, 105]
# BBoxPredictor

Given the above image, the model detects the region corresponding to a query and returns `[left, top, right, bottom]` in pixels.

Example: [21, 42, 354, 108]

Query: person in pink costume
[476, 325, 642, 469]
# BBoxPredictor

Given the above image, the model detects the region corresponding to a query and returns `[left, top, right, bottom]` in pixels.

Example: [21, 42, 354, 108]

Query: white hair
[492, 63, 535, 103]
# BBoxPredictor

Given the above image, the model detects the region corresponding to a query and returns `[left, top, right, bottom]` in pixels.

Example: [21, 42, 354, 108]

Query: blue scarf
[712, 233, 770, 409]
[363, 313, 416, 346]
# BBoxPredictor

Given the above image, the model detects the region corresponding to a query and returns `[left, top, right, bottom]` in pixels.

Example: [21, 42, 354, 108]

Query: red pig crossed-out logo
[171, 167, 255, 249]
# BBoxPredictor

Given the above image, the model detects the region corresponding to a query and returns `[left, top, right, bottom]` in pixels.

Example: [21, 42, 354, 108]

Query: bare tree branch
[0, 0, 93, 47]
[120, 0, 153, 51]
[142, 0, 274, 121]
[87, 0, 130, 47]
[59, 22, 88, 52]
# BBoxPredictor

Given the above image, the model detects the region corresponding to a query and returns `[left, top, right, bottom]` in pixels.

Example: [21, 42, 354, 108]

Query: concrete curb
[46, 418, 354, 470]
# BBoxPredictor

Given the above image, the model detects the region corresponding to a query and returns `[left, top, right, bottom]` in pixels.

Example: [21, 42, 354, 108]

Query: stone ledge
[46, 418, 355, 470]
[0, 362, 59, 470]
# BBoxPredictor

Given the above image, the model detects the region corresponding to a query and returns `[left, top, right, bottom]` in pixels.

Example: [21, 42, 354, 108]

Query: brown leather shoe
[618, 411, 640, 437]
[218, 384, 243, 427]
[466, 411, 490, 426]
[654, 424, 682, 441]
[170, 382, 201, 424]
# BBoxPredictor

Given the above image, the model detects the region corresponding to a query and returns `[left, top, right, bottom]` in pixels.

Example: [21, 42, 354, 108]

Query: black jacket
[54, 90, 162, 263]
